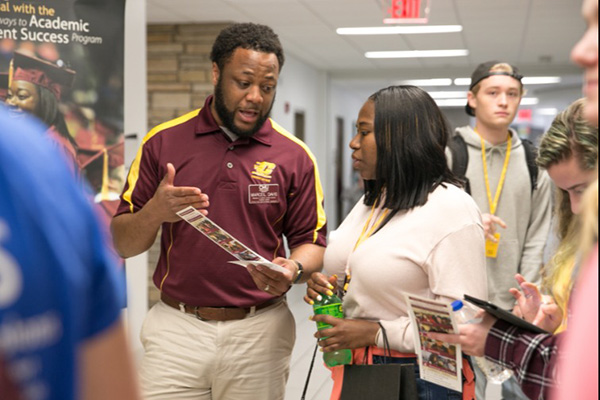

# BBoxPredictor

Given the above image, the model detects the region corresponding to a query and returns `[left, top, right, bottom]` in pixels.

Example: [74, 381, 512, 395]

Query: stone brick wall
[145, 23, 230, 308]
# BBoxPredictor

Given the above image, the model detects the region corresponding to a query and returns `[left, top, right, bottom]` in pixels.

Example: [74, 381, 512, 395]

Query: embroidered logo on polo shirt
[252, 161, 276, 182]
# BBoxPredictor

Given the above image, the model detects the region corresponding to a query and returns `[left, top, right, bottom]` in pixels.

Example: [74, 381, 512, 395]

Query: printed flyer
[177, 206, 288, 274]
[404, 293, 463, 392]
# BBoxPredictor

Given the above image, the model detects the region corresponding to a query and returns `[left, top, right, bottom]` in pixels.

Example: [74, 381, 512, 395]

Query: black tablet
[463, 294, 550, 334]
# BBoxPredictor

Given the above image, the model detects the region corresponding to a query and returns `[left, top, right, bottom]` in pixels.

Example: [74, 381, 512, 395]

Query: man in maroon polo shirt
[111, 23, 327, 400]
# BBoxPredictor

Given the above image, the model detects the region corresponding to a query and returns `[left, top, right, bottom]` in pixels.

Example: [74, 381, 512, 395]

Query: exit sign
[518, 109, 533, 121]
[385, 0, 430, 24]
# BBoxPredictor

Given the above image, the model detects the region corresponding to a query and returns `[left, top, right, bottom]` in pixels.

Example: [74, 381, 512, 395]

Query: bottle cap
[451, 300, 464, 311]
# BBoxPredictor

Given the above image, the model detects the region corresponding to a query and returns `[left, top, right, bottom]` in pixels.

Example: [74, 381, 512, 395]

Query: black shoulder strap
[449, 133, 538, 195]
[521, 138, 539, 193]
[448, 134, 471, 194]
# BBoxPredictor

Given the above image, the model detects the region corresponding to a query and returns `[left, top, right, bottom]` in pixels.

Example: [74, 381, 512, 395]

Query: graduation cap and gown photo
[3, 50, 126, 220]
[5, 50, 79, 174]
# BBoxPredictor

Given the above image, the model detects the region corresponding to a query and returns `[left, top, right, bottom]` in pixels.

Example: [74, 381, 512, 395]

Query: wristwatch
[292, 260, 304, 284]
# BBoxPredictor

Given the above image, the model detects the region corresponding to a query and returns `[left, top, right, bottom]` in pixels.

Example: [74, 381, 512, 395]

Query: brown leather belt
[160, 292, 284, 321]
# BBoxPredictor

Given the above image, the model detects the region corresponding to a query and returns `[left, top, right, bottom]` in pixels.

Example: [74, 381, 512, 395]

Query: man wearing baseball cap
[448, 61, 552, 399]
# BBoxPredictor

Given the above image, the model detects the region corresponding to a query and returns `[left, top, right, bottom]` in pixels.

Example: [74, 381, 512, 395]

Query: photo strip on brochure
[404, 293, 463, 392]
[176, 206, 287, 274]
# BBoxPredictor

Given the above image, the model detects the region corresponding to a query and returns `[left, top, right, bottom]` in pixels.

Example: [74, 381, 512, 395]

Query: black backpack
[448, 134, 539, 195]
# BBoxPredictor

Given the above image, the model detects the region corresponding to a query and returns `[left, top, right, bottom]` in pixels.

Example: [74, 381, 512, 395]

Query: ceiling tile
[146, 0, 584, 92]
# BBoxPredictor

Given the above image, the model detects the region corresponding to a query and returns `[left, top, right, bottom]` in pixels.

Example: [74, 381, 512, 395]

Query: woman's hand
[509, 274, 562, 332]
[311, 316, 379, 352]
[303, 272, 338, 305]
[532, 302, 563, 332]
[510, 273, 543, 322]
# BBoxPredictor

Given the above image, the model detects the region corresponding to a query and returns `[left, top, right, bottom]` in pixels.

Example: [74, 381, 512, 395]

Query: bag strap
[378, 321, 392, 363]
[450, 132, 539, 194]
[448, 134, 471, 194]
[521, 138, 539, 193]
[361, 322, 392, 365]
[300, 341, 319, 400]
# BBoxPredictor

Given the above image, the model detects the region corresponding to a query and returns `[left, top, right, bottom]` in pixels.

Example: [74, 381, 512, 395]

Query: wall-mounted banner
[0, 0, 125, 224]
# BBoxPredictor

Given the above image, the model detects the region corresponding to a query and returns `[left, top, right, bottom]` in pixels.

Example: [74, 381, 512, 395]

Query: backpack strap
[520, 138, 539, 193]
[448, 134, 471, 194]
[449, 133, 538, 194]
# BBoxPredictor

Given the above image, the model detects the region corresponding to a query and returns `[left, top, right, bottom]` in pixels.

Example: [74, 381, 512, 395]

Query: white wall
[123, 0, 147, 360]
[269, 57, 376, 229]
[327, 84, 370, 225]
[269, 55, 333, 225]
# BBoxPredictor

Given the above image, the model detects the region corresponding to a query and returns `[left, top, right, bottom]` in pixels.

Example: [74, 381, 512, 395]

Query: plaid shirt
[485, 319, 563, 400]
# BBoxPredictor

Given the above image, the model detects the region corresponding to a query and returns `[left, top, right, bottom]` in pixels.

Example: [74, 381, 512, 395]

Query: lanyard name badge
[342, 204, 390, 294]
[479, 131, 511, 258]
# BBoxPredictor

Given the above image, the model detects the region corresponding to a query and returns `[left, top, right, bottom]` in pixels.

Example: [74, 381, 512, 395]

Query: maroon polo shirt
[116, 96, 327, 307]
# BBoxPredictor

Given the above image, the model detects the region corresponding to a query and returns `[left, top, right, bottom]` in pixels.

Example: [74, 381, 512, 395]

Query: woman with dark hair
[305, 86, 487, 399]
[5, 50, 78, 173]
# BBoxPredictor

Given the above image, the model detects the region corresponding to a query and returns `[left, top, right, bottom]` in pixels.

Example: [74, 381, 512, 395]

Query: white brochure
[176, 206, 287, 274]
[404, 293, 463, 393]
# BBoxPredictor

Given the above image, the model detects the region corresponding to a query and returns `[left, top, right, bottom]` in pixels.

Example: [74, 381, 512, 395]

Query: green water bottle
[312, 292, 352, 367]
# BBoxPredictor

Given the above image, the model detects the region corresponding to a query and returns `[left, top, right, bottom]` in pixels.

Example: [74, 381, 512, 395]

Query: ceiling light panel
[427, 91, 468, 98]
[336, 25, 463, 35]
[522, 76, 562, 84]
[453, 77, 562, 86]
[397, 79, 453, 87]
[436, 97, 539, 107]
[365, 50, 469, 59]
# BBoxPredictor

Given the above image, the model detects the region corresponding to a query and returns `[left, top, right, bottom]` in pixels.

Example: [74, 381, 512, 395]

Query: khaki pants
[139, 299, 296, 400]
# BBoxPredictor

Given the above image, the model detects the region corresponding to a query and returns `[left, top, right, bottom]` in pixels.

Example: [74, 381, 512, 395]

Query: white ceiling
[146, 0, 585, 98]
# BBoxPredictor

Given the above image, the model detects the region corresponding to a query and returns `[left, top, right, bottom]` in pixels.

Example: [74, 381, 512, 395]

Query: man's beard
[214, 78, 274, 138]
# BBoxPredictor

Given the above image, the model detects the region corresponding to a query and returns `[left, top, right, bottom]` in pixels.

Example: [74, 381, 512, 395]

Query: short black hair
[210, 23, 285, 72]
[364, 85, 462, 219]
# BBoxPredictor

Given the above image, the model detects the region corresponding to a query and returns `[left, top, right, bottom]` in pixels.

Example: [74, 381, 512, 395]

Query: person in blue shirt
[0, 105, 140, 400]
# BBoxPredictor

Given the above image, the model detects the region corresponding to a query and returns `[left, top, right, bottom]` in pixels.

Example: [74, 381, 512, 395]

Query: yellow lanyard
[354, 204, 390, 251]
[479, 131, 511, 215]
[343, 204, 390, 292]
